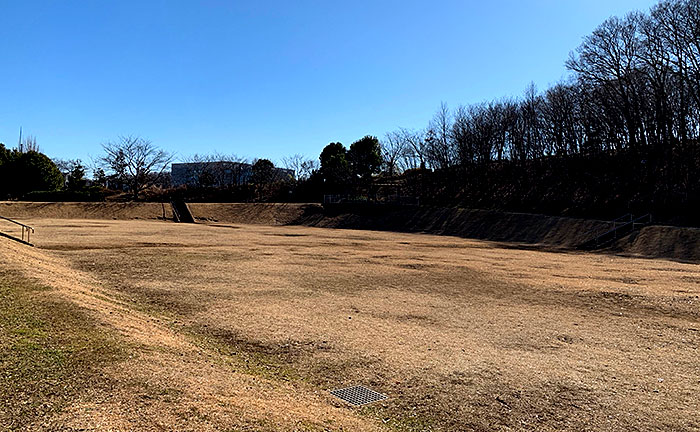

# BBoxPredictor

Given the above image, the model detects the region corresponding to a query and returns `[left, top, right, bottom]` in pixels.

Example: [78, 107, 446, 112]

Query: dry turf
[1, 218, 698, 431]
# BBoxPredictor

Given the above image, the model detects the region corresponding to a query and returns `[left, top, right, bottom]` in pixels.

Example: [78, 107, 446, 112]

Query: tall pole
[18, 126, 22, 151]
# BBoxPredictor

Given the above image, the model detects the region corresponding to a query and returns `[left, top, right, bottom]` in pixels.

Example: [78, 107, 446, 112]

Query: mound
[188, 202, 314, 225]
[289, 204, 700, 262]
[613, 225, 700, 262]
[296, 205, 613, 248]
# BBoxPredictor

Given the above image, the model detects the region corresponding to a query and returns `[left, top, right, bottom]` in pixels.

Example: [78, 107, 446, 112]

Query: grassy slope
[0, 269, 124, 430]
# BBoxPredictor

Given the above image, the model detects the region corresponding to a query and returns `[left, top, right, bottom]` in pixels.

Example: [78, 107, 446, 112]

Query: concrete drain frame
[330, 385, 388, 407]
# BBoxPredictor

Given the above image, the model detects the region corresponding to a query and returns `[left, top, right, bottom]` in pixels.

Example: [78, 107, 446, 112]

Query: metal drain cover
[330, 385, 388, 406]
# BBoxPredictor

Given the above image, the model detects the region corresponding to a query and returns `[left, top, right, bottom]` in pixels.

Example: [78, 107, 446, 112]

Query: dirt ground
[2, 218, 699, 431]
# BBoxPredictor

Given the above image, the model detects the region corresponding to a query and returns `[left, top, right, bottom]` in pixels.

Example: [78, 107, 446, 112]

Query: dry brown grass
[0, 201, 173, 221]
[2, 218, 699, 431]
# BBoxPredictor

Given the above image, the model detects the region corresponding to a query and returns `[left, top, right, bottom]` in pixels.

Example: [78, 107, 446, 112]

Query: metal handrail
[0, 215, 33, 230]
[581, 213, 652, 249]
[0, 215, 34, 244]
[580, 213, 632, 240]
[612, 213, 634, 227]
[578, 213, 654, 249]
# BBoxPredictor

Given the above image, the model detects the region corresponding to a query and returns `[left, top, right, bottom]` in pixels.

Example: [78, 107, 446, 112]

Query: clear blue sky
[1, 0, 658, 167]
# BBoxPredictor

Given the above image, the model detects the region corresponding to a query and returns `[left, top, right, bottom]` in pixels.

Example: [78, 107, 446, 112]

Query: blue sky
[1, 0, 658, 167]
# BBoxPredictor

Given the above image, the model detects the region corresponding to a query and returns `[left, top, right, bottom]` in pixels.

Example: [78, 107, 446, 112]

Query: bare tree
[541, 83, 582, 156]
[282, 154, 318, 181]
[426, 102, 456, 169]
[398, 127, 428, 170]
[100, 136, 173, 199]
[521, 82, 545, 158]
[650, 0, 700, 143]
[567, 13, 647, 148]
[381, 130, 407, 175]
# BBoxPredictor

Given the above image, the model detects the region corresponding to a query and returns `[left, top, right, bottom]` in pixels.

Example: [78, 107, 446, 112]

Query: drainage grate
[330, 385, 388, 406]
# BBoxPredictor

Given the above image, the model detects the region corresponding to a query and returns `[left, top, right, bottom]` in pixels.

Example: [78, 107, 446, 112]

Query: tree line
[0, 134, 309, 201]
[368, 0, 700, 221]
[381, 0, 699, 169]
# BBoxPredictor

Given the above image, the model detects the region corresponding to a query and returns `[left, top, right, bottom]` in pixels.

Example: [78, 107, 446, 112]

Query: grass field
[1, 218, 699, 431]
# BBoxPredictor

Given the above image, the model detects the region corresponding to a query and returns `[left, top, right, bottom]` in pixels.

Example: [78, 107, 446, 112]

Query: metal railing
[579, 213, 652, 250]
[612, 213, 634, 227]
[580, 213, 633, 242]
[0, 215, 34, 245]
[323, 194, 419, 206]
